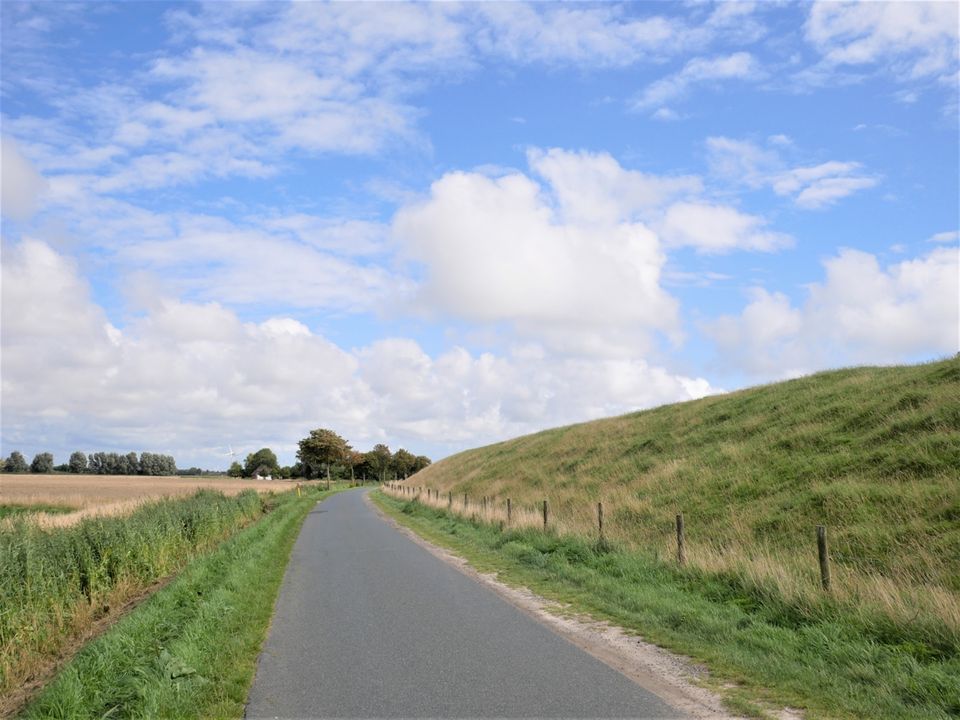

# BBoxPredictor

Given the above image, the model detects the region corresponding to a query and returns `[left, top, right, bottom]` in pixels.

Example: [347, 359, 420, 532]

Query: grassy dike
[17, 485, 343, 719]
[373, 491, 960, 720]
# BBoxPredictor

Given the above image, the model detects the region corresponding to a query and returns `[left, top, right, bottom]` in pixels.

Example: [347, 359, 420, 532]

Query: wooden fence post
[817, 525, 831, 591]
[448, 491, 452, 509]
[542, 499, 549, 530]
[598, 501, 604, 539]
[463, 493, 468, 512]
[676, 513, 686, 565]
[507, 498, 512, 526]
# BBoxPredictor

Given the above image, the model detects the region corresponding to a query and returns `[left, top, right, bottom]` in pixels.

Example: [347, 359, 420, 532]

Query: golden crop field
[0, 474, 302, 527]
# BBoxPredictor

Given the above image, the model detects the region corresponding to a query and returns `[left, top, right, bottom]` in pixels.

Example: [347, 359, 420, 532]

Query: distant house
[252, 465, 274, 480]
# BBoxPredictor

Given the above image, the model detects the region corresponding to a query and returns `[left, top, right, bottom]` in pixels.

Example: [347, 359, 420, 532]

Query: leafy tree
[244, 448, 279, 478]
[69, 451, 88, 473]
[123, 452, 140, 475]
[366, 444, 392, 482]
[279, 465, 293, 479]
[297, 429, 351, 479]
[54, 463, 70, 472]
[413, 455, 432, 473]
[228, 461, 243, 478]
[4, 451, 28, 473]
[30, 452, 54, 474]
[390, 448, 416, 479]
[139, 452, 177, 476]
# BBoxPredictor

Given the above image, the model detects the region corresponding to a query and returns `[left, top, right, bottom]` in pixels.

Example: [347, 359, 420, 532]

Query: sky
[1, 1, 958, 469]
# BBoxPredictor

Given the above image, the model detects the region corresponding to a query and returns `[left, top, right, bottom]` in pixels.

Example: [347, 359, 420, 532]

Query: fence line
[383, 482, 836, 594]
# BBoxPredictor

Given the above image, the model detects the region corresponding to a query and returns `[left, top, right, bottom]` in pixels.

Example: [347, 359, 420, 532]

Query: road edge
[366, 491, 744, 720]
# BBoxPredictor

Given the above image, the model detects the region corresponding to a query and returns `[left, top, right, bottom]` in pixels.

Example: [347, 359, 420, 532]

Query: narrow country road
[245, 489, 683, 719]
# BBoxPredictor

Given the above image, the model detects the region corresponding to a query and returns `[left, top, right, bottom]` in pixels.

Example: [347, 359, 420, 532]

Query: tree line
[228, 429, 431, 481]
[1, 450, 178, 476]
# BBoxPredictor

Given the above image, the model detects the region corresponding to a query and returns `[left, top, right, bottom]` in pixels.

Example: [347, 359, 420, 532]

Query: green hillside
[411, 357, 960, 631]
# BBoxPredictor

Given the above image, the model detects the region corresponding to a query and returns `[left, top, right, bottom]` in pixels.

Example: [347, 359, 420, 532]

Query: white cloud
[707, 136, 879, 208]
[527, 147, 701, 225]
[1, 239, 717, 466]
[1, 136, 48, 221]
[659, 202, 793, 254]
[634, 52, 762, 111]
[806, 1, 959, 79]
[771, 161, 879, 209]
[393, 158, 680, 354]
[706, 246, 960, 377]
[928, 230, 959, 244]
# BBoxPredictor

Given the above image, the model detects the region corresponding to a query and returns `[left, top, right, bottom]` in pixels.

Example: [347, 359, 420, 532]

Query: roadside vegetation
[17, 484, 340, 719]
[383, 357, 960, 718]
[0, 488, 268, 711]
[375, 492, 959, 719]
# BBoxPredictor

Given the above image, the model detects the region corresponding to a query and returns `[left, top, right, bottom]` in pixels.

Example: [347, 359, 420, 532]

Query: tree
[297, 429, 351, 479]
[30, 452, 54, 474]
[4, 451, 28, 473]
[412, 455, 432, 473]
[228, 461, 243, 478]
[123, 452, 139, 475]
[244, 448, 279, 478]
[366, 444, 392, 483]
[390, 448, 416, 479]
[69, 451, 88, 473]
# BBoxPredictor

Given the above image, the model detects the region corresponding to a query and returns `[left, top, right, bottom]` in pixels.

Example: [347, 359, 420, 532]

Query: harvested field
[0, 474, 305, 527]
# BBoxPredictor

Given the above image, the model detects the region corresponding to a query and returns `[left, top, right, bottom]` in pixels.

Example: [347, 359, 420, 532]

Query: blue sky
[2, 1, 958, 469]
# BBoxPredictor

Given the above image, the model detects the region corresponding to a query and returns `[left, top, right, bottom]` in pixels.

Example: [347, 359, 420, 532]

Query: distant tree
[4, 451, 28, 473]
[366, 443, 392, 483]
[228, 461, 243, 478]
[30, 452, 54, 474]
[53, 463, 70, 472]
[412, 455, 432, 473]
[139, 452, 177, 476]
[297, 429, 351, 480]
[243, 448, 279, 478]
[68, 451, 88, 473]
[123, 452, 139, 475]
[390, 448, 416, 479]
[279, 465, 293, 479]
[290, 461, 307, 479]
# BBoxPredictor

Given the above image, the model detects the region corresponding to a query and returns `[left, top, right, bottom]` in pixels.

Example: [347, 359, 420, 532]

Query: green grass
[0, 504, 75, 519]
[407, 357, 960, 636]
[374, 492, 960, 720]
[18, 484, 344, 719]
[1, 489, 268, 702]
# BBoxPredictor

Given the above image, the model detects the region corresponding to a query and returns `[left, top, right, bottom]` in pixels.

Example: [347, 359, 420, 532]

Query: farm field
[0, 474, 302, 527]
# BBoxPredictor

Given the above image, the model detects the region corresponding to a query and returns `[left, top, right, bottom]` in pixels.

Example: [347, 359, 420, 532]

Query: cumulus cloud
[1, 239, 716, 465]
[705, 246, 960, 378]
[706, 136, 879, 209]
[393, 155, 681, 354]
[659, 202, 792, 254]
[1, 136, 48, 221]
[633, 52, 762, 112]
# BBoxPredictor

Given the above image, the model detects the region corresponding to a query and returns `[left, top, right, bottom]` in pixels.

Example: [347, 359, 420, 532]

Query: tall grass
[0, 489, 264, 702]
[397, 357, 960, 647]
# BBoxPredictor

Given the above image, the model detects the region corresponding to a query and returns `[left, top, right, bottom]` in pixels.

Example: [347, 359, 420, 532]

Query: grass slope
[19, 485, 341, 719]
[409, 358, 959, 620]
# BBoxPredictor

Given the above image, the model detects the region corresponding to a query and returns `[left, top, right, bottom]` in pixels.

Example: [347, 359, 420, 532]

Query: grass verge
[17, 484, 344, 719]
[373, 491, 960, 720]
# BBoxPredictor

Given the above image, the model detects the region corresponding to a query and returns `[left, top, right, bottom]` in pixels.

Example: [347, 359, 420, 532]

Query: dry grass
[0, 474, 306, 527]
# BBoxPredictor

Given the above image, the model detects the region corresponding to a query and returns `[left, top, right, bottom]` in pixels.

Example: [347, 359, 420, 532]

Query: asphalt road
[245, 489, 683, 719]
